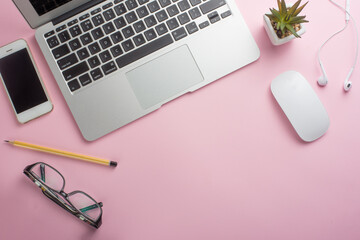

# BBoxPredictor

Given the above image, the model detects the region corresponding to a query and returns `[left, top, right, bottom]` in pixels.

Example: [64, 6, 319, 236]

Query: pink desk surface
[1, 0, 360, 239]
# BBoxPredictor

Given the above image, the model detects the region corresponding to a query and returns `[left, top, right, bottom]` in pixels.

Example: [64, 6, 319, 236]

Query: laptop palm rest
[126, 45, 204, 109]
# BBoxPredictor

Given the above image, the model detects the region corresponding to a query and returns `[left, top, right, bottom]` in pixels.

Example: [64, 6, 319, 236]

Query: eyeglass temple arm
[40, 164, 45, 182]
[80, 202, 103, 213]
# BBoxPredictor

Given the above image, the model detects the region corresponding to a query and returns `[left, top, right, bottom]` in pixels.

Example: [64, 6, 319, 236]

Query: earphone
[317, 0, 359, 91]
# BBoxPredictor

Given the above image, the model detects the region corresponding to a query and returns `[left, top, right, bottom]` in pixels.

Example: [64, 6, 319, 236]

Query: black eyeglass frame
[23, 162, 103, 229]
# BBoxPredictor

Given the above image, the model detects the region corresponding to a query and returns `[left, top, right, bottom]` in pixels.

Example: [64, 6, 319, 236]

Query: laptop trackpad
[126, 45, 204, 109]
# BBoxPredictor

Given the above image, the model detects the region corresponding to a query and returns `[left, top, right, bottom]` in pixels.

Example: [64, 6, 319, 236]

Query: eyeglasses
[23, 162, 103, 228]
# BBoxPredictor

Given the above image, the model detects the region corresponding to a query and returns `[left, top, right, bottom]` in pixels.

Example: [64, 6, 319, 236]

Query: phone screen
[0, 48, 48, 114]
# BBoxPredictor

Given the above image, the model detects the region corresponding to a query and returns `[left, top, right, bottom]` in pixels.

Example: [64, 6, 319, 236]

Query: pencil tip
[4, 140, 9, 143]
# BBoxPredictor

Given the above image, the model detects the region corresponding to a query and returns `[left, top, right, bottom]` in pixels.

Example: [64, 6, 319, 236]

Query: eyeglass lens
[31, 163, 64, 192]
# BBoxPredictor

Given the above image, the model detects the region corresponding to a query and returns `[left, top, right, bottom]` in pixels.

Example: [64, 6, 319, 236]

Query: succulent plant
[266, 0, 309, 38]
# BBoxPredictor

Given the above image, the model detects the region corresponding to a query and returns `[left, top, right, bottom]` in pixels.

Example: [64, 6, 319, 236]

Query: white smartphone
[0, 39, 53, 123]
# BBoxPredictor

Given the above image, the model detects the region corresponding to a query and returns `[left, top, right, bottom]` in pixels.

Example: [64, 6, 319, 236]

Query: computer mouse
[271, 71, 330, 142]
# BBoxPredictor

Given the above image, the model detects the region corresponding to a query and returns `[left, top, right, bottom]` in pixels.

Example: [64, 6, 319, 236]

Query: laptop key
[102, 2, 113, 10]
[125, 11, 138, 24]
[90, 68, 103, 81]
[138, 0, 149, 5]
[56, 25, 66, 32]
[121, 40, 135, 52]
[45, 30, 55, 38]
[69, 39, 82, 51]
[178, 0, 190, 11]
[125, 0, 138, 10]
[99, 37, 113, 49]
[88, 42, 101, 54]
[91, 8, 102, 15]
[68, 79, 81, 92]
[68, 19, 78, 27]
[80, 19, 93, 32]
[136, 6, 149, 18]
[221, 10, 232, 18]
[63, 62, 89, 81]
[116, 34, 173, 68]
[110, 45, 123, 57]
[47, 36, 60, 48]
[80, 33, 93, 45]
[79, 73, 92, 86]
[69, 25, 82, 37]
[208, 11, 220, 23]
[77, 48, 90, 60]
[172, 26, 187, 41]
[133, 34, 146, 46]
[156, 10, 168, 22]
[102, 61, 117, 75]
[144, 15, 157, 28]
[185, 21, 198, 34]
[58, 30, 71, 43]
[92, 14, 105, 26]
[52, 44, 70, 59]
[159, 0, 171, 7]
[147, 1, 160, 13]
[103, 22, 115, 34]
[103, 9, 116, 21]
[167, 5, 180, 17]
[199, 0, 226, 14]
[155, 23, 168, 35]
[144, 28, 157, 41]
[99, 50, 112, 63]
[133, 20, 146, 33]
[114, 3, 127, 15]
[199, 20, 210, 29]
[189, 0, 201, 6]
[122, 26, 135, 38]
[58, 53, 78, 70]
[189, 7, 201, 19]
[111, 32, 124, 43]
[88, 56, 101, 68]
[177, 12, 190, 25]
[166, 18, 179, 30]
[114, 16, 127, 28]
[79, 13, 90, 21]
[91, 27, 104, 40]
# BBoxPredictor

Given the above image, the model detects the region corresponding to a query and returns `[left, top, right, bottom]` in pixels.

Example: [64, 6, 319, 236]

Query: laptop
[13, 0, 260, 141]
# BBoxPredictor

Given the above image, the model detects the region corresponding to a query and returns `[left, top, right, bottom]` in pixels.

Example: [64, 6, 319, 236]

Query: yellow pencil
[5, 140, 117, 167]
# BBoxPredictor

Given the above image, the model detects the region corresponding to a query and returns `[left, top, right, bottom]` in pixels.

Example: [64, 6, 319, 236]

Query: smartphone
[0, 39, 53, 123]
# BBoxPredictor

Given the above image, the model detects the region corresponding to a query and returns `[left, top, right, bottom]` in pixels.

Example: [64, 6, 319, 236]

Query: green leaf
[288, 0, 301, 16]
[285, 24, 300, 38]
[277, 0, 282, 13]
[270, 8, 281, 21]
[280, 0, 287, 15]
[265, 14, 277, 22]
[294, 1, 309, 16]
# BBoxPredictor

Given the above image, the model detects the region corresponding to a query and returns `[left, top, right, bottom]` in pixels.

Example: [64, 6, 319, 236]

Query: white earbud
[317, 62, 328, 86]
[344, 67, 353, 91]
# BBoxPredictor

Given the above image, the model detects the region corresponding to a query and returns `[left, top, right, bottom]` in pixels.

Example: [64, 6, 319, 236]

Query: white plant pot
[263, 14, 306, 46]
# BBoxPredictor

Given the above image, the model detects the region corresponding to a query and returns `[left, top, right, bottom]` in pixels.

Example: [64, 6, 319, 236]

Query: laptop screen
[13, 0, 90, 28]
[30, 0, 73, 16]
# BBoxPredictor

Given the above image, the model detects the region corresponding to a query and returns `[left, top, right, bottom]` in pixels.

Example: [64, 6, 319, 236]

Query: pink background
[1, 0, 360, 239]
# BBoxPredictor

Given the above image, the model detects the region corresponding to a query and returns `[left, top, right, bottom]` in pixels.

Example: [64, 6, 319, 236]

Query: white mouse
[271, 71, 330, 142]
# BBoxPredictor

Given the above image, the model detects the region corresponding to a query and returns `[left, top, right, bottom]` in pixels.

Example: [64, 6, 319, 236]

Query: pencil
[5, 140, 117, 167]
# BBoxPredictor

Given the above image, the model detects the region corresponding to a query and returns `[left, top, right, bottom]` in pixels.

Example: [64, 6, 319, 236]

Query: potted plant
[264, 0, 309, 45]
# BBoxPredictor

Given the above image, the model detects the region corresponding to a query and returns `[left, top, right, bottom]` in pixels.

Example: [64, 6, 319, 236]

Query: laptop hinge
[52, 0, 106, 26]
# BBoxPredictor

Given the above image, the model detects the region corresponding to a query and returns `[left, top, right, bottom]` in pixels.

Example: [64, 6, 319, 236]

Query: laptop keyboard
[44, 0, 231, 92]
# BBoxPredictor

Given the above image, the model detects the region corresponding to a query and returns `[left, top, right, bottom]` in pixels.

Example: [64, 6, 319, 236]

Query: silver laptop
[13, 0, 260, 141]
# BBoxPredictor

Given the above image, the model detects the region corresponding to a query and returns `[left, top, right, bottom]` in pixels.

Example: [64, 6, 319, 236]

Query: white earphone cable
[318, 0, 359, 78]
